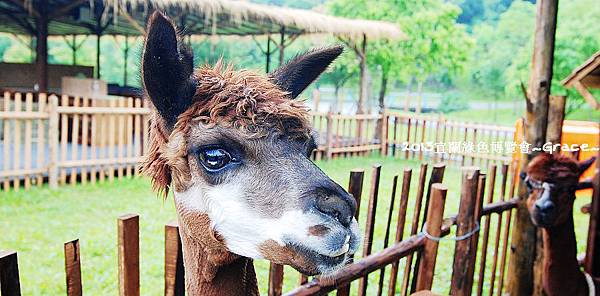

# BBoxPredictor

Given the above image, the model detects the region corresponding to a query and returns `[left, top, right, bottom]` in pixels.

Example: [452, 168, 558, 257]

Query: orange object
[513, 119, 599, 195]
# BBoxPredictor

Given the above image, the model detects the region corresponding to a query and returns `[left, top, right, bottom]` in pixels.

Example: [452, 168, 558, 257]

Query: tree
[327, 0, 472, 113]
[505, 0, 600, 114]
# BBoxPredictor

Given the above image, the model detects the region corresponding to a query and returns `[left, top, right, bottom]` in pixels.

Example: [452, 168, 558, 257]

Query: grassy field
[0, 155, 592, 295]
[442, 107, 599, 126]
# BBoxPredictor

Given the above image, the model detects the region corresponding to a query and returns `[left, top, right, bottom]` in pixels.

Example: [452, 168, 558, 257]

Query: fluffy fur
[141, 61, 312, 198]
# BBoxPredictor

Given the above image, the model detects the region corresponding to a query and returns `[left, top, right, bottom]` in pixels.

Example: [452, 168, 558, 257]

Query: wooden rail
[1, 91, 517, 191]
[0, 92, 149, 191]
[0, 163, 531, 296]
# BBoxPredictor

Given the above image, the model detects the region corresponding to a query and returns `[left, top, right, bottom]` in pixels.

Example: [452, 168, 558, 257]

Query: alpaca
[140, 12, 360, 296]
[523, 153, 598, 296]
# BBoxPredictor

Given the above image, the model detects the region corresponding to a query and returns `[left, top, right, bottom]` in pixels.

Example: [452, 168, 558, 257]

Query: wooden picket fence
[310, 111, 516, 168]
[0, 91, 151, 191]
[0, 161, 527, 296]
[1, 91, 517, 192]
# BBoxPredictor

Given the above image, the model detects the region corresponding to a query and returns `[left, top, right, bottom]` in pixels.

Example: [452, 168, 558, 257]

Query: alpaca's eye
[199, 148, 233, 171]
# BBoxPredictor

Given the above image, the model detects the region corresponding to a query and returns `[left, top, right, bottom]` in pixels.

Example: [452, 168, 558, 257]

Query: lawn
[0, 155, 592, 295]
[442, 106, 599, 127]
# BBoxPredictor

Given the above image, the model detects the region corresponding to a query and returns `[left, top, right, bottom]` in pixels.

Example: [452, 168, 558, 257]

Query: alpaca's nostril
[315, 194, 353, 228]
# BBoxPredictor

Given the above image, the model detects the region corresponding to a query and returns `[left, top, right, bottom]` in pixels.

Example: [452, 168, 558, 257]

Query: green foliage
[503, 0, 600, 114]
[326, 0, 473, 109]
[459, 0, 536, 100]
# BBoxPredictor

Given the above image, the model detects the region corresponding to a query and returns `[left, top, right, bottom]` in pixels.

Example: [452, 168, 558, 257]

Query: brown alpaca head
[140, 12, 360, 275]
[523, 153, 596, 228]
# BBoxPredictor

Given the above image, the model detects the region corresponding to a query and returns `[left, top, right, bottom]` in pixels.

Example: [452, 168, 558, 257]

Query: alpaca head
[140, 11, 360, 275]
[523, 153, 595, 228]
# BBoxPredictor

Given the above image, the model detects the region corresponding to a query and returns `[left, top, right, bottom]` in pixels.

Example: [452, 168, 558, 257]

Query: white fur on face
[174, 182, 360, 260]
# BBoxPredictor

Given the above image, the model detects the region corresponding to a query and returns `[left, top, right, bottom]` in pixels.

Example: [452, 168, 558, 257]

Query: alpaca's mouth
[289, 244, 350, 275]
[285, 232, 356, 275]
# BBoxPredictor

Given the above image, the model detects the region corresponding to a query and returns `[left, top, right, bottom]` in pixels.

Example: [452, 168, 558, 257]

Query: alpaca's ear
[270, 45, 343, 99]
[142, 11, 196, 128]
[579, 156, 596, 174]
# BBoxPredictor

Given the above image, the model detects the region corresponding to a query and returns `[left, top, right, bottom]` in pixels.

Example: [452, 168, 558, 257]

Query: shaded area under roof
[0, 0, 404, 39]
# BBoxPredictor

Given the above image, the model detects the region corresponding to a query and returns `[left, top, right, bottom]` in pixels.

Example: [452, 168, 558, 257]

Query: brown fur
[527, 153, 580, 185]
[525, 153, 599, 295]
[141, 61, 311, 198]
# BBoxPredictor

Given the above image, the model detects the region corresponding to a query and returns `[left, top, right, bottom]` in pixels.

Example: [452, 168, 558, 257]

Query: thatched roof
[0, 0, 404, 40]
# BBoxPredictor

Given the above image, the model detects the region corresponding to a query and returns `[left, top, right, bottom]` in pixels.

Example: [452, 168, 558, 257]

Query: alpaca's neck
[179, 230, 260, 296]
[542, 214, 588, 296]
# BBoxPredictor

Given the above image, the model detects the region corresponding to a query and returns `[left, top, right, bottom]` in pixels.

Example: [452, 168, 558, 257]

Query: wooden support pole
[0, 250, 21, 296]
[507, 0, 558, 294]
[165, 222, 185, 296]
[279, 27, 285, 66]
[415, 183, 447, 291]
[35, 0, 48, 92]
[450, 167, 481, 296]
[358, 34, 367, 114]
[118, 214, 140, 296]
[96, 34, 101, 79]
[64, 239, 82, 296]
[123, 36, 130, 86]
[266, 35, 271, 73]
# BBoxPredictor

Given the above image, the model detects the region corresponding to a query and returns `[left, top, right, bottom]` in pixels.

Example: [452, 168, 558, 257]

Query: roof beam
[118, 3, 145, 35]
[573, 80, 600, 110]
[0, 7, 35, 34]
[49, 0, 88, 19]
[6, 0, 39, 18]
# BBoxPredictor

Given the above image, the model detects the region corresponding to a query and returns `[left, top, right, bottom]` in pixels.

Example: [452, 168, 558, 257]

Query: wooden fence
[0, 161, 530, 296]
[311, 111, 516, 167]
[0, 91, 517, 191]
[0, 91, 150, 191]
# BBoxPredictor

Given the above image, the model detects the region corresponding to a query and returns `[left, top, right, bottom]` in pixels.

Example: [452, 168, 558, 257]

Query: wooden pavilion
[0, 0, 404, 110]
[562, 50, 600, 110]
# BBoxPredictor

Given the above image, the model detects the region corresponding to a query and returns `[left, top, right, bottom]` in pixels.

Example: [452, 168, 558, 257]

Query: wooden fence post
[380, 110, 388, 156]
[0, 250, 21, 296]
[325, 112, 334, 160]
[118, 214, 140, 296]
[358, 165, 381, 296]
[336, 169, 365, 296]
[268, 263, 284, 296]
[64, 239, 82, 296]
[450, 167, 481, 296]
[165, 222, 185, 296]
[48, 94, 58, 189]
[409, 164, 446, 293]
[415, 183, 447, 291]
[312, 89, 320, 113]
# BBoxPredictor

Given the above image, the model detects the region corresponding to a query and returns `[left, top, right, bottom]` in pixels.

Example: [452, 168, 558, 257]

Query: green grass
[442, 108, 521, 126]
[0, 155, 592, 295]
[441, 106, 599, 127]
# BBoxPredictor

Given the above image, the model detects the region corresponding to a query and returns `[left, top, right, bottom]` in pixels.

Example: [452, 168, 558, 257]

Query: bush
[437, 92, 470, 113]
